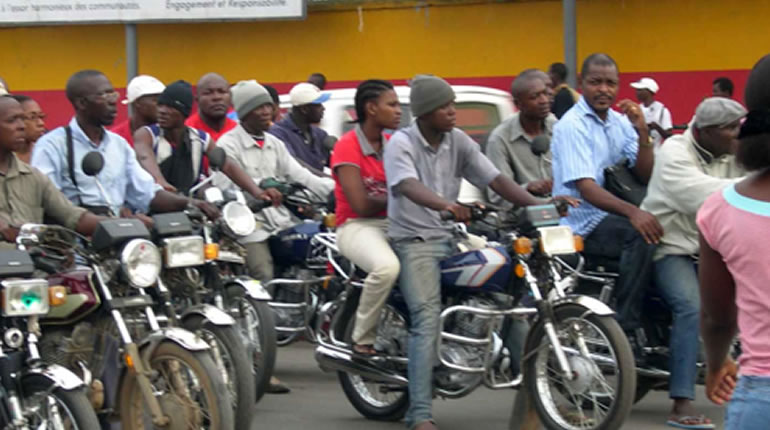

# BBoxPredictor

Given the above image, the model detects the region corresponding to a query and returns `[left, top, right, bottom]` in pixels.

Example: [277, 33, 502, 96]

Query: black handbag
[603, 159, 647, 206]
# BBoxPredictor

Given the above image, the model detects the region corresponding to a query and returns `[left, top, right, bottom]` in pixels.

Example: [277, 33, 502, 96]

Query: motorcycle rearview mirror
[80, 151, 115, 216]
[208, 147, 227, 171]
[531, 135, 551, 157]
[82, 151, 105, 177]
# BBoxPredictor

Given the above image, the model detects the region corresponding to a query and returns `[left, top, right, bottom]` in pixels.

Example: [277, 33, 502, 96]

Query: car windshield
[342, 102, 500, 145]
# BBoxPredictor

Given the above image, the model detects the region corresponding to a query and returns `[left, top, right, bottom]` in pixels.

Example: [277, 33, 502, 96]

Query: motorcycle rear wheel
[118, 341, 235, 430]
[21, 374, 101, 429]
[337, 304, 409, 421]
[524, 304, 635, 430]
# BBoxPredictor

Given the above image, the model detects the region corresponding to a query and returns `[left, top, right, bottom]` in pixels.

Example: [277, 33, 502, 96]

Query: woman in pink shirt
[331, 80, 402, 355]
[697, 54, 770, 429]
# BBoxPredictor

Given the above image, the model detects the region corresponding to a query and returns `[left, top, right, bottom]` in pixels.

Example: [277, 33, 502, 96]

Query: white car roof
[279, 85, 510, 105]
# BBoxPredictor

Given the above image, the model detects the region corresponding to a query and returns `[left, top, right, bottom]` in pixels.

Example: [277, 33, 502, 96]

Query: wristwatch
[640, 135, 654, 148]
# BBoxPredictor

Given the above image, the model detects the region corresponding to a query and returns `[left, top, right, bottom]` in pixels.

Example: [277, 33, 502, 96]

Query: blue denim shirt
[551, 97, 640, 236]
[31, 117, 161, 214]
[269, 114, 330, 172]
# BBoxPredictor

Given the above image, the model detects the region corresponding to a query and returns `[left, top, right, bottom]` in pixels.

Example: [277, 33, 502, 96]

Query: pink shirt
[697, 184, 770, 376]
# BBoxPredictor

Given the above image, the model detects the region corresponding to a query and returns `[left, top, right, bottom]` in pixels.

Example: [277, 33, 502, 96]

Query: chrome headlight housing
[163, 236, 205, 268]
[2, 279, 50, 316]
[121, 239, 162, 288]
[538, 226, 578, 256]
[222, 201, 256, 237]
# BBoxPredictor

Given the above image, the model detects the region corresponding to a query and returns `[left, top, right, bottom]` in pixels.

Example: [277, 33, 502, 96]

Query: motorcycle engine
[38, 323, 97, 371]
[435, 297, 501, 393]
[271, 268, 318, 331]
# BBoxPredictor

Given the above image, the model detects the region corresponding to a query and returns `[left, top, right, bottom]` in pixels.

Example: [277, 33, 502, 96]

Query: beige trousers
[336, 218, 401, 345]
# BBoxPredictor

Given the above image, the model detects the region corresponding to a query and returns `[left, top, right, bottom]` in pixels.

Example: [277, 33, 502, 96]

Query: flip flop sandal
[666, 415, 715, 429]
[352, 344, 379, 356]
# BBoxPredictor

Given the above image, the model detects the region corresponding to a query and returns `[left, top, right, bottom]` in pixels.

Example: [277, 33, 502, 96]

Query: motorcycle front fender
[139, 327, 210, 360]
[181, 304, 236, 326]
[550, 294, 615, 317]
[226, 276, 272, 301]
[24, 364, 84, 391]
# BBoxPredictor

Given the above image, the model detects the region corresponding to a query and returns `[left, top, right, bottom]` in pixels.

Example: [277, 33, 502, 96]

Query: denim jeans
[726, 376, 770, 430]
[392, 239, 455, 429]
[653, 255, 700, 400]
[584, 214, 657, 332]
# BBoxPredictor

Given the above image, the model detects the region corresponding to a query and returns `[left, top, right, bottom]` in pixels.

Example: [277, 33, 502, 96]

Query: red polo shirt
[331, 127, 388, 226]
[185, 112, 238, 142]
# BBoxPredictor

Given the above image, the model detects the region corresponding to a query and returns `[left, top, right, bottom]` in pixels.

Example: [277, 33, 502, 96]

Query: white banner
[0, 0, 306, 25]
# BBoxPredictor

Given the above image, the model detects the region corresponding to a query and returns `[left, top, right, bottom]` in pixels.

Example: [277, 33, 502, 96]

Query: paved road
[253, 342, 726, 429]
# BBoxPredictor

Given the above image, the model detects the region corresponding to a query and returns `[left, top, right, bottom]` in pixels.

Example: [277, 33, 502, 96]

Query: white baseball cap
[289, 82, 330, 106]
[630, 77, 660, 94]
[122, 75, 166, 105]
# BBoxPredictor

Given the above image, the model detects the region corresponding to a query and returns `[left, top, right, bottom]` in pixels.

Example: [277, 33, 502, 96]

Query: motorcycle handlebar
[248, 198, 273, 213]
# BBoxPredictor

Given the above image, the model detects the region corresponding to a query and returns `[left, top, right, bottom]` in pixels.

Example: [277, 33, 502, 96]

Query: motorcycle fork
[93, 266, 170, 427]
[521, 261, 575, 380]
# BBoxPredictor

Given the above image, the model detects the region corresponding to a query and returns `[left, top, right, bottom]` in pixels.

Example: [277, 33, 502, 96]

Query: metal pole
[125, 23, 138, 82]
[562, 0, 578, 88]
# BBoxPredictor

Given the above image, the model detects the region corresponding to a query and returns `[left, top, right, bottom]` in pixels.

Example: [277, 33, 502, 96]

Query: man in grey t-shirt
[383, 75, 546, 430]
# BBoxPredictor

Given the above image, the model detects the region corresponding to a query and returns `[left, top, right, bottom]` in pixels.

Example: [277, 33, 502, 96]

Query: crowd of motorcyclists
[0, 49, 769, 430]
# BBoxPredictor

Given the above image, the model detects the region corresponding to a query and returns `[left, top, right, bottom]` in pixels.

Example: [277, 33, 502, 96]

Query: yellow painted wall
[1, 0, 768, 90]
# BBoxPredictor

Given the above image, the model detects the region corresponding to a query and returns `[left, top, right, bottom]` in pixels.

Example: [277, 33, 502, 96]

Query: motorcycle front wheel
[118, 341, 235, 430]
[223, 285, 278, 402]
[524, 304, 635, 430]
[20, 374, 101, 429]
[184, 315, 256, 425]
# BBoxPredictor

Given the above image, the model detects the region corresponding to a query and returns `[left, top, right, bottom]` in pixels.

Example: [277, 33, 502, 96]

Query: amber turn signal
[513, 237, 533, 255]
[514, 264, 526, 278]
[323, 214, 337, 229]
[574, 235, 584, 253]
[204, 244, 219, 260]
[124, 353, 134, 370]
[49, 286, 67, 307]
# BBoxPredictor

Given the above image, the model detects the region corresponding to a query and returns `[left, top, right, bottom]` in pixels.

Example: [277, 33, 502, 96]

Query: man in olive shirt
[0, 96, 102, 243]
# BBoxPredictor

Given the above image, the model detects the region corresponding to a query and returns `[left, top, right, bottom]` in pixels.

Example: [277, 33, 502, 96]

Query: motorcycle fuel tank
[269, 221, 322, 266]
[42, 268, 101, 325]
[440, 246, 512, 293]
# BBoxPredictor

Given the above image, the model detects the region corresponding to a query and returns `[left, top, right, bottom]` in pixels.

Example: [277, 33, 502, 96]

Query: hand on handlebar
[549, 195, 581, 216]
[191, 199, 221, 221]
[443, 202, 473, 223]
[259, 188, 283, 207]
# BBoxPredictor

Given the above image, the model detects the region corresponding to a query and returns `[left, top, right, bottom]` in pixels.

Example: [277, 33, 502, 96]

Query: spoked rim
[534, 316, 620, 430]
[348, 375, 406, 408]
[129, 354, 215, 429]
[197, 328, 238, 412]
[26, 392, 79, 429]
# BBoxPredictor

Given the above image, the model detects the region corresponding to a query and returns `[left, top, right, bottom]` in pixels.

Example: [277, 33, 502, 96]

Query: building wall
[1, 0, 766, 128]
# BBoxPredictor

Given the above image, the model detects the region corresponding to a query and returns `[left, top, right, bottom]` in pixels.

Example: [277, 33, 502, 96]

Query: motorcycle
[556, 254, 738, 403]
[0, 249, 101, 429]
[315, 204, 636, 430]
[258, 179, 341, 346]
[22, 152, 234, 429]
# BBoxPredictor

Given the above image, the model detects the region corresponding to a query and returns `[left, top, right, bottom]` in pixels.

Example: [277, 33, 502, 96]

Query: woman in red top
[331, 80, 402, 355]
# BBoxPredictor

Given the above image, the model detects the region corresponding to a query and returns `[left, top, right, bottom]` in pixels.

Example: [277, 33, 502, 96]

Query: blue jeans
[392, 239, 455, 429]
[726, 376, 770, 430]
[653, 255, 700, 400]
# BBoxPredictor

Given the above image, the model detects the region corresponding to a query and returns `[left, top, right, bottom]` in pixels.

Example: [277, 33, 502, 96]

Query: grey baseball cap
[694, 97, 747, 128]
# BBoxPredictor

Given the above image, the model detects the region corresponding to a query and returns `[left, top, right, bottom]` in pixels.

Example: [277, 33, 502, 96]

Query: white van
[280, 85, 515, 202]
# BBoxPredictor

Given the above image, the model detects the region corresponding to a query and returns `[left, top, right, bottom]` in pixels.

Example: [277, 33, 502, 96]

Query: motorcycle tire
[336, 304, 409, 422]
[20, 374, 101, 429]
[183, 315, 257, 425]
[223, 286, 278, 402]
[524, 304, 635, 430]
[118, 341, 235, 430]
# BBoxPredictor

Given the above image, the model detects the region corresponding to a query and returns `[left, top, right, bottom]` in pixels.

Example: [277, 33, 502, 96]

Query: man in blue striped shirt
[551, 53, 663, 335]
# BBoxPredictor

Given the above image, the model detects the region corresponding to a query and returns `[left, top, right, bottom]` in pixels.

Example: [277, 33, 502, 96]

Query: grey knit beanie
[231, 80, 273, 121]
[410, 74, 455, 117]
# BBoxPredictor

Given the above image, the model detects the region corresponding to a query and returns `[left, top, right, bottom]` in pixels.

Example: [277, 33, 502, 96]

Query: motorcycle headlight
[222, 201, 256, 237]
[121, 239, 162, 288]
[163, 236, 205, 268]
[538, 226, 578, 256]
[2, 279, 50, 316]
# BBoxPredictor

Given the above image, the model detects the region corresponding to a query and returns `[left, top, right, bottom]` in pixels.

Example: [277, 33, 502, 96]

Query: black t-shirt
[552, 87, 576, 119]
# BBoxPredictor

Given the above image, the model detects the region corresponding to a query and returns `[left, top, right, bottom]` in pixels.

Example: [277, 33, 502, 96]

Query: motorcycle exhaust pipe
[315, 345, 408, 387]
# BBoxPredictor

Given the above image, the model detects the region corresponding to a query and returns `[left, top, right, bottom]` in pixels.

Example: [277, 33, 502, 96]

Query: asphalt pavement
[252, 342, 726, 430]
